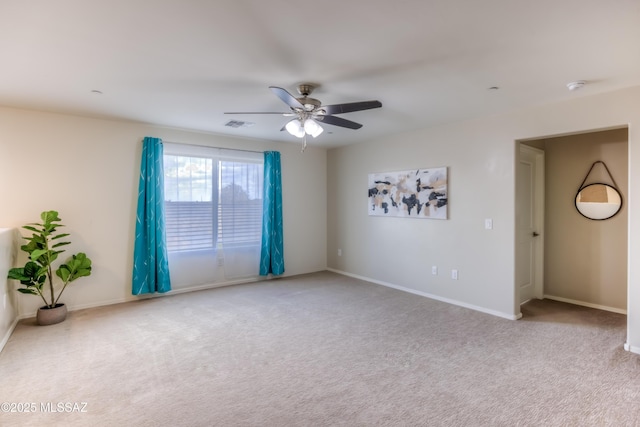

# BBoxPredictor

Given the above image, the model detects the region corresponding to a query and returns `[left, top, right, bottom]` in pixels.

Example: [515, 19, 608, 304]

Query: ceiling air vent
[224, 120, 255, 128]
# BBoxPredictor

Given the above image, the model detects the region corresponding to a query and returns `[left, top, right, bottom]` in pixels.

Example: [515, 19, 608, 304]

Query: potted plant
[7, 210, 92, 325]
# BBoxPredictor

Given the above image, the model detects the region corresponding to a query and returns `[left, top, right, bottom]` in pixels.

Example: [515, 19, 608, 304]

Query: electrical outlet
[431, 266, 438, 275]
[338, 249, 342, 257]
[484, 218, 493, 230]
[451, 269, 458, 280]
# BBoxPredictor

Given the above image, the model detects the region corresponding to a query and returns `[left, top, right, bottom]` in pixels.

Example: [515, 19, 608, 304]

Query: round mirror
[575, 183, 622, 220]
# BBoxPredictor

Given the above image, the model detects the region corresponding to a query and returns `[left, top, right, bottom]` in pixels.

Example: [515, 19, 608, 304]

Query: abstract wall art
[368, 167, 448, 219]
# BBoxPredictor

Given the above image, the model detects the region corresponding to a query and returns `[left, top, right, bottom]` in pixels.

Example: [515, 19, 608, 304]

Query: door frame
[516, 144, 545, 307]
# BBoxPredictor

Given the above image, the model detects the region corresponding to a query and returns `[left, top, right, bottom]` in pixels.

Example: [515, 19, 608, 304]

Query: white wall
[0, 228, 19, 351]
[0, 106, 327, 317]
[327, 85, 640, 351]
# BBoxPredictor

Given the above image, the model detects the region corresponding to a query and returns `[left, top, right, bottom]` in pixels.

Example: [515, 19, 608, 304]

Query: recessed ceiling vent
[567, 80, 586, 91]
[225, 120, 255, 128]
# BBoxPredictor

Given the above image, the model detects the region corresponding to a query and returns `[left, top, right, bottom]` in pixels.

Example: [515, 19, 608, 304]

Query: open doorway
[517, 127, 628, 315]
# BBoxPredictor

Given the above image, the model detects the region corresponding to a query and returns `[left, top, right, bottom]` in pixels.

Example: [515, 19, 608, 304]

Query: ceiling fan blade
[319, 115, 363, 130]
[269, 86, 304, 110]
[321, 100, 382, 115]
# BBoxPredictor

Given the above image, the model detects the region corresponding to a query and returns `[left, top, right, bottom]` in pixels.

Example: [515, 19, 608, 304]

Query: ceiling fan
[224, 83, 382, 151]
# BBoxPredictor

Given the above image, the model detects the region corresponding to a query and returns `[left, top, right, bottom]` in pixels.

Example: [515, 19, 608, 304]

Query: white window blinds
[163, 143, 263, 253]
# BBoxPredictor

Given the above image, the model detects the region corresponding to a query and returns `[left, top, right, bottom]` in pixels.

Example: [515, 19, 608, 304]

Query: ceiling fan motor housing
[297, 83, 316, 96]
[297, 97, 321, 111]
[295, 84, 321, 111]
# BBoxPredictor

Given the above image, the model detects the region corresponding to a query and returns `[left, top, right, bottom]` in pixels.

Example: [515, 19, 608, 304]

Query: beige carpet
[1, 271, 639, 426]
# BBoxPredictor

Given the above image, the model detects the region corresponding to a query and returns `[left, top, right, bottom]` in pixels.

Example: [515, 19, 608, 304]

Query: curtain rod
[163, 140, 265, 154]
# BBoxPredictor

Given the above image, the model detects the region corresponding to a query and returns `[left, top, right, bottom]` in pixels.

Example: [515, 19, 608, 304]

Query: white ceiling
[1, 0, 639, 148]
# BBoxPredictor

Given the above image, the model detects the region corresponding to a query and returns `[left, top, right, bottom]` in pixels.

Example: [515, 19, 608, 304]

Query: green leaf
[73, 269, 91, 279]
[30, 249, 48, 262]
[7, 268, 29, 282]
[56, 252, 92, 283]
[51, 233, 70, 240]
[25, 235, 44, 245]
[22, 237, 45, 254]
[38, 211, 62, 236]
[35, 265, 48, 278]
[42, 210, 61, 223]
[76, 253, 92, 268]
[24, 261, 41, 276]
[52, 241, 71, 248]
[56, 266, 70, 282]
[8, 262, 47, 288]
[21, 243, 36, 254]
[49, 251, 61, 263]
[17, 288, 38, 295]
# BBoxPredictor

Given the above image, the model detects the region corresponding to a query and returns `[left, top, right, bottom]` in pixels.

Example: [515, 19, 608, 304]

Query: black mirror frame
[575, 182, 623, 221]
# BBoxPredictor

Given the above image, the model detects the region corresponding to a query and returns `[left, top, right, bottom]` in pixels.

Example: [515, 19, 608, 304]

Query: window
[163, 143, 263, 253]
[164, 154, 215, 251]
[218, 159, 263, 248]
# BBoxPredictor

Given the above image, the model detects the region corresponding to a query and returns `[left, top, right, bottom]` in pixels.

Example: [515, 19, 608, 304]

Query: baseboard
[135, 277, 263, 300]
[543, 294, 627, 315]
[0, 317, 19, 354]
[327, 268, 520, 320]
[17, 276, 267, 320]
[624, 342, 640, 355]
[17, 295, 136, 320]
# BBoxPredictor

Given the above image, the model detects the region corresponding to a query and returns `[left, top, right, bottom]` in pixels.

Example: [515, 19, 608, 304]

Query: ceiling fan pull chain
[301, 135, 307, 152]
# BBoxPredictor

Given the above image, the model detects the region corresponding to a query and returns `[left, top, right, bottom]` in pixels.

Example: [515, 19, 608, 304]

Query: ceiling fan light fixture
[285, 119, 305, 138]
[304, 119, 323, 138]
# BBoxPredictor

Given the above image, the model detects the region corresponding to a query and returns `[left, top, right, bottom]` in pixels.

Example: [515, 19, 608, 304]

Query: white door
[516, 145, 544, 304]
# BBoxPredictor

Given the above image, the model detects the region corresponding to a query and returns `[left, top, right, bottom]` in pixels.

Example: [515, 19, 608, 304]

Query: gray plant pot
[37, 303, 67, 326]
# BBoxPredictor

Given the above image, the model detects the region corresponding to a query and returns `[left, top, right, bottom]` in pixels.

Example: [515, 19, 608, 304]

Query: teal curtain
[132, 137, 171, 295]
[260, 151, 285, 275]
